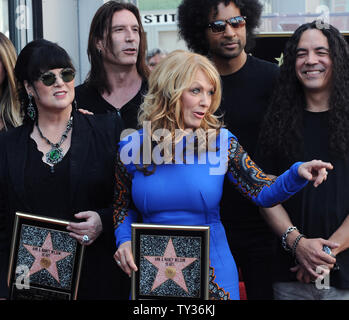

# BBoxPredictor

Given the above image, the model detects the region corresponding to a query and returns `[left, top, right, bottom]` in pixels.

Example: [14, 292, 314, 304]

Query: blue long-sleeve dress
[113, 128, 308, 300]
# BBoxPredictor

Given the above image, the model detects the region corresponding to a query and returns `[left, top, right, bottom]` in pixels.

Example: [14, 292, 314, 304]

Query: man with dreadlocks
[178, 0, 279, 299]
[258, 21, 349, 300]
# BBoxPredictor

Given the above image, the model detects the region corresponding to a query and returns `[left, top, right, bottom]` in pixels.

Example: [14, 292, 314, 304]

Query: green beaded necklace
[36, 116, 73, 173]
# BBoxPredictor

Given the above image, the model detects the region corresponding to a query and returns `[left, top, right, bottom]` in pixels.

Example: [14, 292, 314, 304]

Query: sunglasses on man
[208, 16, 247, 33]
[39, 68, 76, 86]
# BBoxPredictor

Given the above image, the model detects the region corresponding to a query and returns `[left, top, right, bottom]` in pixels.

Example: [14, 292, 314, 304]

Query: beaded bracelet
[281, 226, 298, 251]
[292, 234, 305, 257]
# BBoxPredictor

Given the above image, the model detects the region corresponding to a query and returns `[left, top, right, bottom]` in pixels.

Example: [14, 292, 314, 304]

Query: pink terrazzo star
[144, 238, 197, 293]
[23, 232, 72, 283]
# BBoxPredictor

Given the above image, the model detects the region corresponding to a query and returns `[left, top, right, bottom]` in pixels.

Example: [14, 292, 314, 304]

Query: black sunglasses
[39, 68, 75, 86]
[208, 16, 247, 33]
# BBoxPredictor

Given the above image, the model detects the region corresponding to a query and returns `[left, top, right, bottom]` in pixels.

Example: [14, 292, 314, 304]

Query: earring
[27, 94, 36, 121]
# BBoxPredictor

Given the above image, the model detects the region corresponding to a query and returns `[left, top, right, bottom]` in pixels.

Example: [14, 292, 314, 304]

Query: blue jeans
[273, 282, 349, 300]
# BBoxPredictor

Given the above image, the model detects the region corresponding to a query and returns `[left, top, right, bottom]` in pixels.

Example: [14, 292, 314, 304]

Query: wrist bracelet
[281, 226, 298, 251]
[292, 234, 305, 257]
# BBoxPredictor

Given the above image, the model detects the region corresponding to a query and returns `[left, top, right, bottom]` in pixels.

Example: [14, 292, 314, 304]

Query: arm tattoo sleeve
[227, 137, 276, 203]
[113, 151, 133, 229]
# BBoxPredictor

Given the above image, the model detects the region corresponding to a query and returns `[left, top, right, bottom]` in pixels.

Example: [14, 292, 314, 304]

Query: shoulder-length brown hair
[85, 1, 149, 94]
[0, 32, 21, 130]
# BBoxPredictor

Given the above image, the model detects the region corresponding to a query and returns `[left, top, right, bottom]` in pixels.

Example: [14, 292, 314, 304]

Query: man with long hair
[177, 0, 279, 299]
[258, 21, 349, 299]
[74, 1, 149, 299]
[75, 1, 149, 130]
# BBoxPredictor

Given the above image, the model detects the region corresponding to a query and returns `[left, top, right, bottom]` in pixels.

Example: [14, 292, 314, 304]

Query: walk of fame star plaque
[7, 212, 85, 300]
[131, 223, 209, 300]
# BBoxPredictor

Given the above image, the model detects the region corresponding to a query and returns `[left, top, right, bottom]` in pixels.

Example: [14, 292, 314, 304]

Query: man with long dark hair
[178, 0, 279, 299]
[74, 1, 150, 299]
[258, 21, 349, 299]
[75, 1, 149, 130]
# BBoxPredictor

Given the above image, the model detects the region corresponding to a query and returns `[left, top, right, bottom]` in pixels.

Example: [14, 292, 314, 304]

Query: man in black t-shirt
[75, 1, 149, 130]
[178, 0, 279, 299]
[258, 22, 349, 299]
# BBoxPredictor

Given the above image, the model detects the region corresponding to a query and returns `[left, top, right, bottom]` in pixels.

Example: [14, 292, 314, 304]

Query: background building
[260, 0, 349, 33]
[0, 0, 348, 85]
[139, 0, 186, 54]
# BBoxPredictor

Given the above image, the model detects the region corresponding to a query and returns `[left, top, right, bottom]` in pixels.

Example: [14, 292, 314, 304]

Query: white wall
[144, 25, 187, 53]
[42, 0, 80, 82]
[142, 9, 187, 54]
[42, 0, 105, 85]
[77, 0, 105, 84]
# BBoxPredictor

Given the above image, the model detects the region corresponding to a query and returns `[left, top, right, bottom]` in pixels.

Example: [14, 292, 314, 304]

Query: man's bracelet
[292, 234, 305, 257]
[281, 226, 298, 251]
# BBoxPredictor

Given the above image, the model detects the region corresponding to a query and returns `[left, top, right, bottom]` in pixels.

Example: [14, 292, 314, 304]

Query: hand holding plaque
[67, 211, 103, 246]
[114, 241, 138, 276]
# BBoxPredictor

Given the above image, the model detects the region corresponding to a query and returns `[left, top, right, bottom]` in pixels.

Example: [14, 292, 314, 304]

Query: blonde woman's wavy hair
[139, 49, 222, 139]
[0, 32, 21, 130]
[136, 50, 223, 173]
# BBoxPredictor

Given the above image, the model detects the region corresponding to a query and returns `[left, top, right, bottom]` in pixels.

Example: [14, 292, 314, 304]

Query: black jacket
[0, 111, 129, 299]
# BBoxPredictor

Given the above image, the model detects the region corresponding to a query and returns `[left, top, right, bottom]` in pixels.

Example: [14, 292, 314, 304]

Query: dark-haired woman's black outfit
[0, 111, 130, 299]
[0, 120, 14, 132]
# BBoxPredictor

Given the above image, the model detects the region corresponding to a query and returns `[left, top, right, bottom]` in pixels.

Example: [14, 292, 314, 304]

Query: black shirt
[219, 55, 280, 226]
[25, 138, 72, 220]
[0, 121, 14, 132]
[262, 110, 349, 289]
[75, 81, 148, 130]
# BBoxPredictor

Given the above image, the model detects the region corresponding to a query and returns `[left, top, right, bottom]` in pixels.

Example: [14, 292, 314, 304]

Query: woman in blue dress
[112, 50, 333, 300]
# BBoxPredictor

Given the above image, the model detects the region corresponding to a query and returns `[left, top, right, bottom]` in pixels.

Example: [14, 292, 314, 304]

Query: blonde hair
[139, 49, 222, 139]
[136, 50, 223, 173]
[0, 33, 21, 130]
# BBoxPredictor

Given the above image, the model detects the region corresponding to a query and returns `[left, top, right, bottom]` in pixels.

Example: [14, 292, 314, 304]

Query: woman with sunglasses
[0, 39, 129, 300]
[0, 32, 22, 131]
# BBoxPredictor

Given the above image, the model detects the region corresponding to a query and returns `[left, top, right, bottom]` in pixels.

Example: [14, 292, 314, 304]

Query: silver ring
[82, 234, 89, 243]
[116, 260, 121, 266]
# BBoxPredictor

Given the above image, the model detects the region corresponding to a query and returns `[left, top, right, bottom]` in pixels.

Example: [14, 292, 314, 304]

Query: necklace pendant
[36, 115, 73, 171]
[46, 147, 63, 166]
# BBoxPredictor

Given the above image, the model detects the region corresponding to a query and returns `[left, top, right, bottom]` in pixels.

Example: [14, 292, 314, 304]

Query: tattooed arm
[225, 133, 332, 207]
[113, 151, 139, 276]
